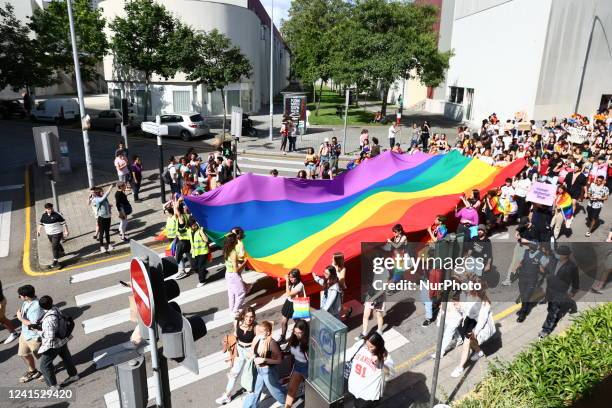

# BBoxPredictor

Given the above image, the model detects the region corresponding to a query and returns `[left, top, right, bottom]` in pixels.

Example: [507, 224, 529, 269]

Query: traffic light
[129, 241, 207, 375]
[149, 256, 207, 374]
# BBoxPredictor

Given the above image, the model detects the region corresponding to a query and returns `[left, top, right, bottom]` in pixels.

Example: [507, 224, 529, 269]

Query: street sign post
[231, 107, 243, 178]
[33, 126, 61, 212]
[128, 244, 165, 408]
[141, 118, 169, 203]
[130, 258, 154, 328]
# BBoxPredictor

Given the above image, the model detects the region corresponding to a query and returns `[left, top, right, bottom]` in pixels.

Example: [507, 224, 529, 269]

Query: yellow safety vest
[176, 214, 190, 241]
[190, 229, 209, 257]
[164, 217, 177, 239]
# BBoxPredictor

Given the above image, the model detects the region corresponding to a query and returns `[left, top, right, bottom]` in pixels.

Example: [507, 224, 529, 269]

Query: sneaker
[450, 366, 464, 378]
[19, 370, 42, 383]
[107, 244, 114, 251]
[430, 353, 438, 359]
[175, 271, 189, 280]
[49, 385, 60, 391]
[215, 394, 231, 405]
[60, 375, 79, 387]
[538, 331, 550, 339]
[470, 350, 484, 362]
[3, 332, 18, 344]
[355, 333, 366, 341]
[456, 337, 464, 346]
[501, 279, 512, 286]
[196, 282, 206, 288]
[422, 319, 432, 327]
[516, 314, 526, 323]
[100, 246, 107, 254]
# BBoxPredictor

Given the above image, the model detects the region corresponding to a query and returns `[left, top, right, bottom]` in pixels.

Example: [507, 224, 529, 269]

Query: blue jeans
[242, 365, 286, 408]
[420, 283, 433, 320]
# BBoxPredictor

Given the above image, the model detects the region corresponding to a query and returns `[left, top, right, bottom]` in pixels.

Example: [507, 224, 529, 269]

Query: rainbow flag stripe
[557, 192, 574, 220]
[184, 151, 524, 278]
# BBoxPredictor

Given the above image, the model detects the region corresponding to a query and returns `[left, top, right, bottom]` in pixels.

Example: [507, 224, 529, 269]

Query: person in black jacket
[564, 164, 588, 214]
[539, 245, 579, 338]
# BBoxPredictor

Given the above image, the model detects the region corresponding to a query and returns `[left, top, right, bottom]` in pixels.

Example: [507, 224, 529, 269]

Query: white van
[31, 98, 80, 123]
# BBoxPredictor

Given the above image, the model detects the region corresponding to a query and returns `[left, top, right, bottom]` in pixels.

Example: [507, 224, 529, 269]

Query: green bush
[455, 303, 612, 408]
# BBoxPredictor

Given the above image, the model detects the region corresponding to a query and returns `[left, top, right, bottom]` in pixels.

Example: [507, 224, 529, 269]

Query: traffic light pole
[149, 312, 166, 407]
[156, 116, 166, 204]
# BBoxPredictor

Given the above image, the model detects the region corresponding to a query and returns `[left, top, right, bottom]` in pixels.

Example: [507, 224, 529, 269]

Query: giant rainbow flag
[184, 151, 524, 278]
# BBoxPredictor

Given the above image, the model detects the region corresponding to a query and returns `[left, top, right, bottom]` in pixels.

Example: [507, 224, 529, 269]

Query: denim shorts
[293, 361, 308, 377]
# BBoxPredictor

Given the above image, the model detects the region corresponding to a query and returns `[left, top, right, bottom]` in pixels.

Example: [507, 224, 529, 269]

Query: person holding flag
[551, 185, 574, 241]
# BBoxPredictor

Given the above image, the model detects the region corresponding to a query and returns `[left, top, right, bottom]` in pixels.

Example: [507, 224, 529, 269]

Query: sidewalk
[31, 164, 167, 270]
[376, 294, 610, 407]
[204, 111, 462, 157]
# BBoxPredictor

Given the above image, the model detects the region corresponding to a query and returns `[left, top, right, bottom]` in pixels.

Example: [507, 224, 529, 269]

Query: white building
[0, 0, 106, 99]
[98, 0, 291, 117]
[429, 0, 612, 124]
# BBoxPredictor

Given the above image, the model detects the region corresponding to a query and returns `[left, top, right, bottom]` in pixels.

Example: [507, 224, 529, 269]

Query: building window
[112, 89, 121, 109]
[241, 89, 252, 112]
[226, 90, 240, 112]
[448, 86, 464, 104]
[173, 90, 191, 113]
[130, 90, 152, 116]
[210, 90, 224, 115]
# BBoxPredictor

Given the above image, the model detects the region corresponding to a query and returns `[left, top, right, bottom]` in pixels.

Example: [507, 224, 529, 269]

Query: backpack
[162, 168, 172, 184]
[56, 311, 75, 339]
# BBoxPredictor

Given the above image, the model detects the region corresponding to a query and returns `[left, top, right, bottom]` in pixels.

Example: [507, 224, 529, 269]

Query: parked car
[90, 109, 139, 133]
[31, 98, 80, 123]
[0, 99, 27, 119]
[159, 113, 210, 141]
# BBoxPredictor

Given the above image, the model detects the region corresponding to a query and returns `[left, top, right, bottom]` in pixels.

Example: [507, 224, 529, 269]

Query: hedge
[454, 302, 612, 408]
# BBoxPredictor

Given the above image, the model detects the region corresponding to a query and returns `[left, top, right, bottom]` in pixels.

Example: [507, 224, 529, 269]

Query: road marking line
[82, 271, 266, 334]
[70, 250, 221, 284]
[0, 201, 11, 257]
[0, 184, 24, 191]
[74, 261, 224, 306]
[238, 163, 303, 173]
[394, 303, 522, 372]
[239, 157, 304, 166]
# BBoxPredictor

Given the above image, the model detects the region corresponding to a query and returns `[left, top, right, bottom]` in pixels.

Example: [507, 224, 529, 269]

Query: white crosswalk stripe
[238, 156, 304, 177]
[0, 201, 11, 257]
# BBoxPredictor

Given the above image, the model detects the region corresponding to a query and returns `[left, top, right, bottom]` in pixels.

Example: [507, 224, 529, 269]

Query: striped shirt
[39, 308, 69, 354]
[39, 212, 66, 235]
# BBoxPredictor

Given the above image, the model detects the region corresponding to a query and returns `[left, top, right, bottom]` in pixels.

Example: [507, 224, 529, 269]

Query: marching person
[173, 199, 193, 280]
[115, 182, 132, 242]
[16, 285, 44, 383]
[243, 321, 286, 408]
[388, 122, 399, 149]
[188, 217, 210, 288]
[285, 320, 310, 408]
[347, 332, 395, 407]
[216, 307, 257, 405]
[36, 295, 79, 389]
[450, 283, 496, 378]
[279, 268, 305, 345]
[539, 246, 579, 338]
[37, 203, 68, 269]
[91, 184, 114, 253]
[0, 280, 18, 344]
[224, 233, 247, 317]
[516, 243, 549, 323]
[312, 266, 342, 318]
[585, 175, 609, 237]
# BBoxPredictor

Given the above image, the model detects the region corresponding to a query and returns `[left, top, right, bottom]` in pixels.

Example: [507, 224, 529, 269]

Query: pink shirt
[455, 207, 479, 225]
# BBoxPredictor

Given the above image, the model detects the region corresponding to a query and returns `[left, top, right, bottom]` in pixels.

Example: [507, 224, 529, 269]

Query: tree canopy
[0, 4, 55, 92]
[28, 0, 108, 82]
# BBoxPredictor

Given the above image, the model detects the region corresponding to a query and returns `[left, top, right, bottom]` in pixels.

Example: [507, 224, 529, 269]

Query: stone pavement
[32, 163, 168, 270]
[373, 293, 610, 407]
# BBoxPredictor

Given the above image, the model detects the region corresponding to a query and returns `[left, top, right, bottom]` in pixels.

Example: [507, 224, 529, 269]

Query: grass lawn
[307, 90, 387, 126]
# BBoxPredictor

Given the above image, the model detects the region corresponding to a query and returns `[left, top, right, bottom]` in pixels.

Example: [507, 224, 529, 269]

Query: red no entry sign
[130, 258, 154, 328]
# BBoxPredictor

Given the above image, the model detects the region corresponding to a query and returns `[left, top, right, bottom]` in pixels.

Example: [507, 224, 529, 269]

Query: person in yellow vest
[162, 206, 177, 240]
[189, 218, 209, 288]
[173, 200, 193, 280]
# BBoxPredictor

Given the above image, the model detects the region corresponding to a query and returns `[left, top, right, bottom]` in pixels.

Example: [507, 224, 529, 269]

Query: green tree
[333, 0, 451, 117]
[0, 4, 55, 93]
[184, 30, 252, 139]
[28, 0, 108, 84]
[109, 0, 194, 121]
[282, 0, 348, 115]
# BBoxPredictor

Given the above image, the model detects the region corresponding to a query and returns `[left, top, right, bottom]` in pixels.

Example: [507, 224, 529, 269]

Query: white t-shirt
[168, 164, 177, 182]
[388, 125, 398, 139]
[115, 157, 129, 176]
[501, 185, 515, 198]
[286, 281, 304, 303]
[348, 343, 395, 401]
[290, 345, 308, 363]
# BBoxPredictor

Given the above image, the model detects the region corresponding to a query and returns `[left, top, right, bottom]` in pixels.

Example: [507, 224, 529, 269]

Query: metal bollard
[115, 356, 148, 408]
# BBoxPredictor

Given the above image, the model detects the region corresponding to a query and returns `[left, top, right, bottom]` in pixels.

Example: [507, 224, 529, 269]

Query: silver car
[159, 113, 211, 141]
[90, 109, 138, 133]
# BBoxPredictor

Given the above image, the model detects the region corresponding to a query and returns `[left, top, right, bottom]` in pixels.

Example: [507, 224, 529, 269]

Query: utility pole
[268, 0, 274, 141]
[66, 0, 94, 189]
[342, 89, 349, 155]
[156, 115, 166, 204]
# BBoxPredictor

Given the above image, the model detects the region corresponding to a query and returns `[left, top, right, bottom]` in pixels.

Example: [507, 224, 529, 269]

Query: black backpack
[162, 168, 172, 184]
[54, 309, 75, 340]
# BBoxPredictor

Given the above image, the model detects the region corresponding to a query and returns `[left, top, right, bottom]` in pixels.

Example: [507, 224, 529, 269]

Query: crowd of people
[6, 109, 611, 406]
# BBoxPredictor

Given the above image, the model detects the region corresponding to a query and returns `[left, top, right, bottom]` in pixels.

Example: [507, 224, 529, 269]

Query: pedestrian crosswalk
[64, 155, 406, 408]
[238, 156, 305, 177]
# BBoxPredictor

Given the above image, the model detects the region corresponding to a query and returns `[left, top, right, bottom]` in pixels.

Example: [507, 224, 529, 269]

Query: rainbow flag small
[292, 297, 310, 319]
[557, 192, 573, 220]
